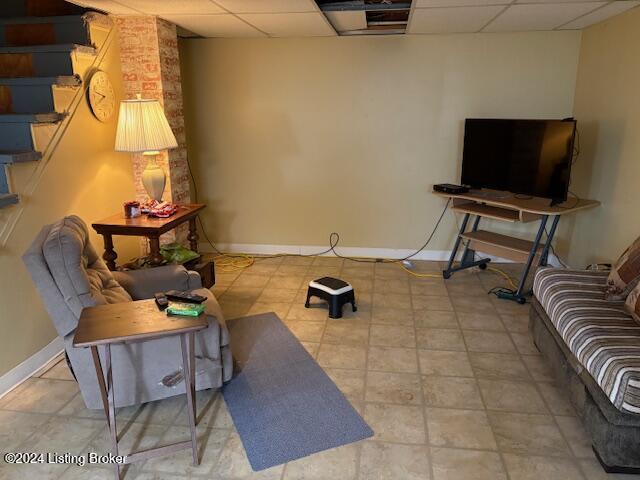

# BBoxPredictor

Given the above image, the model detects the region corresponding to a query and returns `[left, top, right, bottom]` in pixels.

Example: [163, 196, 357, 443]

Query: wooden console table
[92, 204, 205, 271]
[434, 189, 599, 303]
[73, 299, 208, 480]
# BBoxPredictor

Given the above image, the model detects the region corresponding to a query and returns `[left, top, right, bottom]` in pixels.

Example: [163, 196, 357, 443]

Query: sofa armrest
[112, 265, 203, 300]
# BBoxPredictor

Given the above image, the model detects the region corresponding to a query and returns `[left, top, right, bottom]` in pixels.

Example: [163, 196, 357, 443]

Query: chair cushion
[42, 215, 131, 318]
[534, 267, 640, 414]
[606, 235, 640, 300]
[626, 283, 640, 324]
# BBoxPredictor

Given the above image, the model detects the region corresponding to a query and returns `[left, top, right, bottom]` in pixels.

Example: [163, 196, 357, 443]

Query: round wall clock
[88, 70, 116, 122]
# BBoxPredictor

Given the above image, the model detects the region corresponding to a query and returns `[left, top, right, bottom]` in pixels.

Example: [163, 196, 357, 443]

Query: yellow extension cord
[396, 261, 518, 290]
[212, 252, 255, 272]
[211, 251, 518, 290]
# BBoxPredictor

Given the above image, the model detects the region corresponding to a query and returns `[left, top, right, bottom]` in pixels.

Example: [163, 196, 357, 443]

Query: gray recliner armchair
[22, 215, 232, 410]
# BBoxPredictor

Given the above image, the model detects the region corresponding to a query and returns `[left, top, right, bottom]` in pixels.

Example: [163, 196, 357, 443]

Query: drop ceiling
[68, 0, 640, 37]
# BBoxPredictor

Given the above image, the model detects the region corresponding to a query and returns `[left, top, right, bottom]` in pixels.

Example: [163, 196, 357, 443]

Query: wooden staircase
[0, 0, 111, 208]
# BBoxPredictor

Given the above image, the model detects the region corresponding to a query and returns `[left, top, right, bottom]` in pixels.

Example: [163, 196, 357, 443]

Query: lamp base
[141, 154, 166, 202]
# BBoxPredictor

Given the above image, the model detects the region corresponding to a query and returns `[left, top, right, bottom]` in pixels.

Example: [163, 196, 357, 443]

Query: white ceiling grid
[68, 0, 640, 37]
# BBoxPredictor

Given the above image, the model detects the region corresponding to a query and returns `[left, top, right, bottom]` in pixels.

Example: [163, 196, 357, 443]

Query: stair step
[0, 112, 64, 123]
[0, 0, 87, 19]
[0, 116, 59, 150]
[0, 165, 9, 193]
[0, 14, 89, 25]
[0, 150, 41, 163]
[0, 193, 19, 207]
[0, 75, 80, 113]
[0, 12, 112, 28]
[0, 46, 91, 77]
[0, 15, 89, 47]
[0, 43, 96, 54]
[0, 75, 80, 86]
[0, 13, 111, 48]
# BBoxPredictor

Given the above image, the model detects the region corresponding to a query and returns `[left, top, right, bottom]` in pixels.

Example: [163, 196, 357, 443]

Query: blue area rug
[222, 313, 373, 471]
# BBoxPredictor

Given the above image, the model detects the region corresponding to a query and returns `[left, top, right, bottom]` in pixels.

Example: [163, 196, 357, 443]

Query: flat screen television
[461, 118, 576, 203]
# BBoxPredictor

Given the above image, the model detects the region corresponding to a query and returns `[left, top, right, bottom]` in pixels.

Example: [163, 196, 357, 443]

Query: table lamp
[115, 95, 178, 202]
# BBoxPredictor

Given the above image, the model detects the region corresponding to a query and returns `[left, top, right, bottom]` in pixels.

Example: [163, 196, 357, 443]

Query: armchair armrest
[112, 264, 203, 300]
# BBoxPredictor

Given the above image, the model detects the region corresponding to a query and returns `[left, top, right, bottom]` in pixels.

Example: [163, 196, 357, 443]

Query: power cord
[555, 190, 581, 210]
[185, 153, 522, 283]
[572, 127, 580, 165]
[196, 201, 451, 275]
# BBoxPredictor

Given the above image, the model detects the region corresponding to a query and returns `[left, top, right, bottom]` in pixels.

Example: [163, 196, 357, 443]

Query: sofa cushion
[534, 267, 640, 414]
[606, 236, 640, 300]
[626, 283, 640, 324]
[42, 215, 131, 319]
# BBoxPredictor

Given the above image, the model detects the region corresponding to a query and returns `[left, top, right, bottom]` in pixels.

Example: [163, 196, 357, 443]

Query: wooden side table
[92, 204, 205, 270]
[73, 300, 208, 480]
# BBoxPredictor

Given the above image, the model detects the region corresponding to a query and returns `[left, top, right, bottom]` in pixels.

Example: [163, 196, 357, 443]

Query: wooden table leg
[91, 346, 110, 419]
[102, 234, 117, 271]
[92, 345, 120, 480]
[148, 235, 164, 266]
[188, 218, 199, 252]
[105, 344, 120, 480]
[181, 332, 199, 466]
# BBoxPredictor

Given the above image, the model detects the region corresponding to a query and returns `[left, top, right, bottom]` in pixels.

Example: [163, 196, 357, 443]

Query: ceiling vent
[317, 0, 412, 36]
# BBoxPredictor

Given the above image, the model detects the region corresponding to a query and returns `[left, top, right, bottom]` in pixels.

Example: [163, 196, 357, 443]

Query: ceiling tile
[161, 14, 266, 37]
[408, 6, 504, 34]
[119, 0, 225, 14]
[415, 0, 509, 6]
[214, 0, 318, 13]
[324, 10, 367, 32]
[484, 2, 606, 31]
[68, 0, 143, 14]
[560, 1, 640, 28]
[239, 12, 336, 37]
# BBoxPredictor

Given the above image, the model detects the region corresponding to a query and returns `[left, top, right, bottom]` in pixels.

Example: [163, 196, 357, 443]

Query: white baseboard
[199, 242, 564, 267]
[201, 242, 542, 263]
[200, 242, 456, 261]
[0, 337, 64, 399]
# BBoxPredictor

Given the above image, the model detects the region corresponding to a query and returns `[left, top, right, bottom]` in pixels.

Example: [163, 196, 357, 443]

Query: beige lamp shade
[115, 97, 177, 153]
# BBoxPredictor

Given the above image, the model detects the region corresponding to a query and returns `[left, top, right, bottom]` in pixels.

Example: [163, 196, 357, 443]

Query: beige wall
[180, 32, 581, 252]
[0, 35, 139, 377]
[566, 8, 640, 267]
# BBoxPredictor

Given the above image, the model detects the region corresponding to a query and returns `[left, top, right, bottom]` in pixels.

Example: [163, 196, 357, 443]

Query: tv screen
[461, 119, 576, 201]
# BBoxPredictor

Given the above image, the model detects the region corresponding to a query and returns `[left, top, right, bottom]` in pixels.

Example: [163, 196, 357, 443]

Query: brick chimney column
[115, 17, 191, 244]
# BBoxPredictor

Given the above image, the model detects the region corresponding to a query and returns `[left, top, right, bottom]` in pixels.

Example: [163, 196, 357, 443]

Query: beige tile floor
[1, 257, 638, 480]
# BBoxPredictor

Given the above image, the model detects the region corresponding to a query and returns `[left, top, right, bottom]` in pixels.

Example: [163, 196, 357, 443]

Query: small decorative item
[166, 302, 205, 317]
[88, 70, 116, 122]
[115, 95, 178, 201]
[123, 201, 141, 218]
[140, 199, 179, 218]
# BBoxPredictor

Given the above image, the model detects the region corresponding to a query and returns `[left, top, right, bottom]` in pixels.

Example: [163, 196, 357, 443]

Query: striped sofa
[531, 267, 640, 473]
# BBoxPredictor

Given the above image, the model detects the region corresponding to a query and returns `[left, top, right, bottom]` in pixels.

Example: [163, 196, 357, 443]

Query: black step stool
[305, 276, 357, 319]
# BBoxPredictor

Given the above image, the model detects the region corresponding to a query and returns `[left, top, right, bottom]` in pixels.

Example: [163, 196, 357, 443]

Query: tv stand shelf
[451, 202, 520, 223]
[434, 188, 600, 304]
[460, 230, 545, 264]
